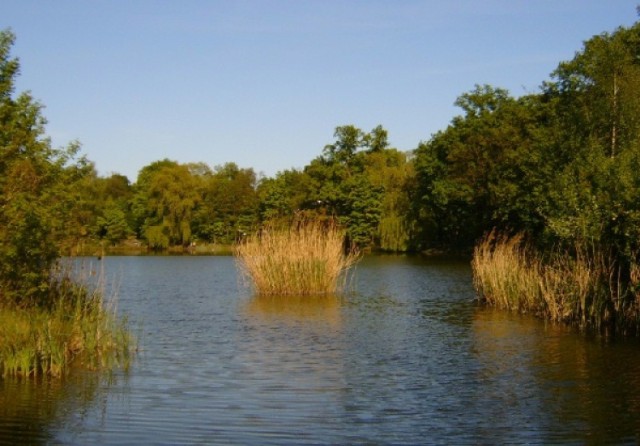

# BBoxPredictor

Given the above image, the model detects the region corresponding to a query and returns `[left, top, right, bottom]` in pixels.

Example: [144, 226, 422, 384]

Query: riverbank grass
[235, 220, 360, 295]
[472, 232, 640, 333]
[0, 268, 133, 378]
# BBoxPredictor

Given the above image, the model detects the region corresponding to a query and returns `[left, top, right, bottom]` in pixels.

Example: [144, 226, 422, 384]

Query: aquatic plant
[472, 231, 640, 334]
[235, 219, 360, 295]
[471, 232, 542, 314]
[0, 263, 134, 378]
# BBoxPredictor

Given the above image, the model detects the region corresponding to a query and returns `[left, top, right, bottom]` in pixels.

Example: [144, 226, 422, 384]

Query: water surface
[1, 255, 639, 444]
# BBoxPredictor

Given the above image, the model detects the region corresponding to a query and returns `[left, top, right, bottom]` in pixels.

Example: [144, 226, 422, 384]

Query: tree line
[2, 20, 640, 300]
[58, 124, 415, 253]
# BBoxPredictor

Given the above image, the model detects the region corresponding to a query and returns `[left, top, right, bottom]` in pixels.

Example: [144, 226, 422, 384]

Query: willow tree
[133, 161, 200, 248]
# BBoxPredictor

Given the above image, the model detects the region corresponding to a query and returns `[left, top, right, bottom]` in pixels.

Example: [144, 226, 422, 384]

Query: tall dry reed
[472, 231, 640, 333]
[235, 219, 360, 295]
[472, 231, 542, 314]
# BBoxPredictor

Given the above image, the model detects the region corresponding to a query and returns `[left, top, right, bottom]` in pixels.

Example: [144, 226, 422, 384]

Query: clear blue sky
[3, 1, 638, 181]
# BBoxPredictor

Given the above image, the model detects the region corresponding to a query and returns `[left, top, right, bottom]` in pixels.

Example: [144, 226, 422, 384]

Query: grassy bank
[0, 265, 134, 378]
[472, 232, 640, 335]
[235, 219, 360, 295]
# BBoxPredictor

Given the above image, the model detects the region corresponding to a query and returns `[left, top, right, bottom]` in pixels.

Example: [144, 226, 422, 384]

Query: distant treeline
[80, 22, 640, 256]
[2, 21, 640, 300]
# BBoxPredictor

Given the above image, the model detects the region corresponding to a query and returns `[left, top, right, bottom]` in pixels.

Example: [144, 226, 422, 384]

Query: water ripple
[2, 255, 640, 444]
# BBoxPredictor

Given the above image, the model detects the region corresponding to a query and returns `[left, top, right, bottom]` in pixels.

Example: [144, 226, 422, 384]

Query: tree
[194, 162, 259, 244]
[131, 160, 200, 247]
[0, 30, 93, 304]
[364, 125, 389, 153]
[298, 125, 411, 249]
[548, 23, 640, 159]
[322, 125, 365, 165]
[96, 204, 130, 245]
[412, 85, 546, 249]
[537, 22, 640, 261]
[130, 159, 180, 238]
[145, 163, 200, 246]
[363, 148, 414, 251]
[257, 169, 313, 224]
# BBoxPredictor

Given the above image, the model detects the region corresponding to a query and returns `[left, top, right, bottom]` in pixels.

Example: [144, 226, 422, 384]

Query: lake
[1, 255, 640, 444]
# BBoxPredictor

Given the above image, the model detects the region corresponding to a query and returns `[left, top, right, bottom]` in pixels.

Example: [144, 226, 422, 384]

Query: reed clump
[471, 232, 542, 314]
[0, 265, 134, 378]
[235, 219, 360, 295]
[472, 231, 640, 334]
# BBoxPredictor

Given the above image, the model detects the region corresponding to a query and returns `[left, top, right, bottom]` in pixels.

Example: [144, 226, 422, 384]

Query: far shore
[68, 239, 235, 257]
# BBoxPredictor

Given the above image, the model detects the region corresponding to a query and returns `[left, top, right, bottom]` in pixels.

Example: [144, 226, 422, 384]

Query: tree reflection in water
[0, 368, 126, 445]
[471, 308, 640, 444]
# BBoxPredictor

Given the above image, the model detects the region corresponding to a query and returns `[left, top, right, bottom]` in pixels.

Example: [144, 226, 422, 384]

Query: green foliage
[537, 22, 640, 262]
[297, 125, 414, 250]
[0, 30, 94, 304]
[549, 23, 640, 159]
[131, 160, 200, 247]
[363, 148, 414, 251]
[96, 205, 130, 245]
[257, 169, 312, 223]
[194, 162, 259, 244]
[413, 85, 546, 249]
[413, 22, 640, 256]
[144, 225, 169, 250]
[148, 163, 199, 245]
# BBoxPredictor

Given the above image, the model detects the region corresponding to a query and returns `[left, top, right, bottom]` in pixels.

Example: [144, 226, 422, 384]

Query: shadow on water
[471, 307, 640, 444]
[0, 369, 127, 445]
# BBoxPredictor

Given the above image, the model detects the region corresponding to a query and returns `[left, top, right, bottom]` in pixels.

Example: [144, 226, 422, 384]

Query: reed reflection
[245, 294, 342, 326]
[212, 295, 347, 431]
[471, 308, 640, 444]
[238, 296, 343, 386]
[0, 369, 121, 444]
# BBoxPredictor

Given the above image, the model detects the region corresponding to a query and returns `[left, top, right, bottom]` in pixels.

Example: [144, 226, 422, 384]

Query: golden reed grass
[235, 219, 360, 295]
[472, 232, 542, 314]
[472, 231, 640, 333]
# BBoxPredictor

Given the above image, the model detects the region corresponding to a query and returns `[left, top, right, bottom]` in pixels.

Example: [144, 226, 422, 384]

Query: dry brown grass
[235, 219, 360, 295]
[472, 231, 639, 331]
[472, 231, 542, 314]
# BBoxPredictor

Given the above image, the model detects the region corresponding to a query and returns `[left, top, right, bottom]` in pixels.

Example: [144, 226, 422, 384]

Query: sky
[2, 1, 638, 181]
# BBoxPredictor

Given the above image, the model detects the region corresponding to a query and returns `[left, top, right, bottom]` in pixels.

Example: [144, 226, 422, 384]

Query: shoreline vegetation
[472, 232, 640, 336]
[68, 238, 236, 257]
[0, 263, 134, 378]
[235, 219, 360, 296]
[0, 30, 135, 380]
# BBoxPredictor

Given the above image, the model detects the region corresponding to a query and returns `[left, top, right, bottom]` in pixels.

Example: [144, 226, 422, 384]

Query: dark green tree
[0, 30, 93, 304]
[257, 169, 314, 224]
[96, 204, 130, 246]
[194, 163, 259, 244]
[413, 85, 545, 249]
[539, 22, 640, 259]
